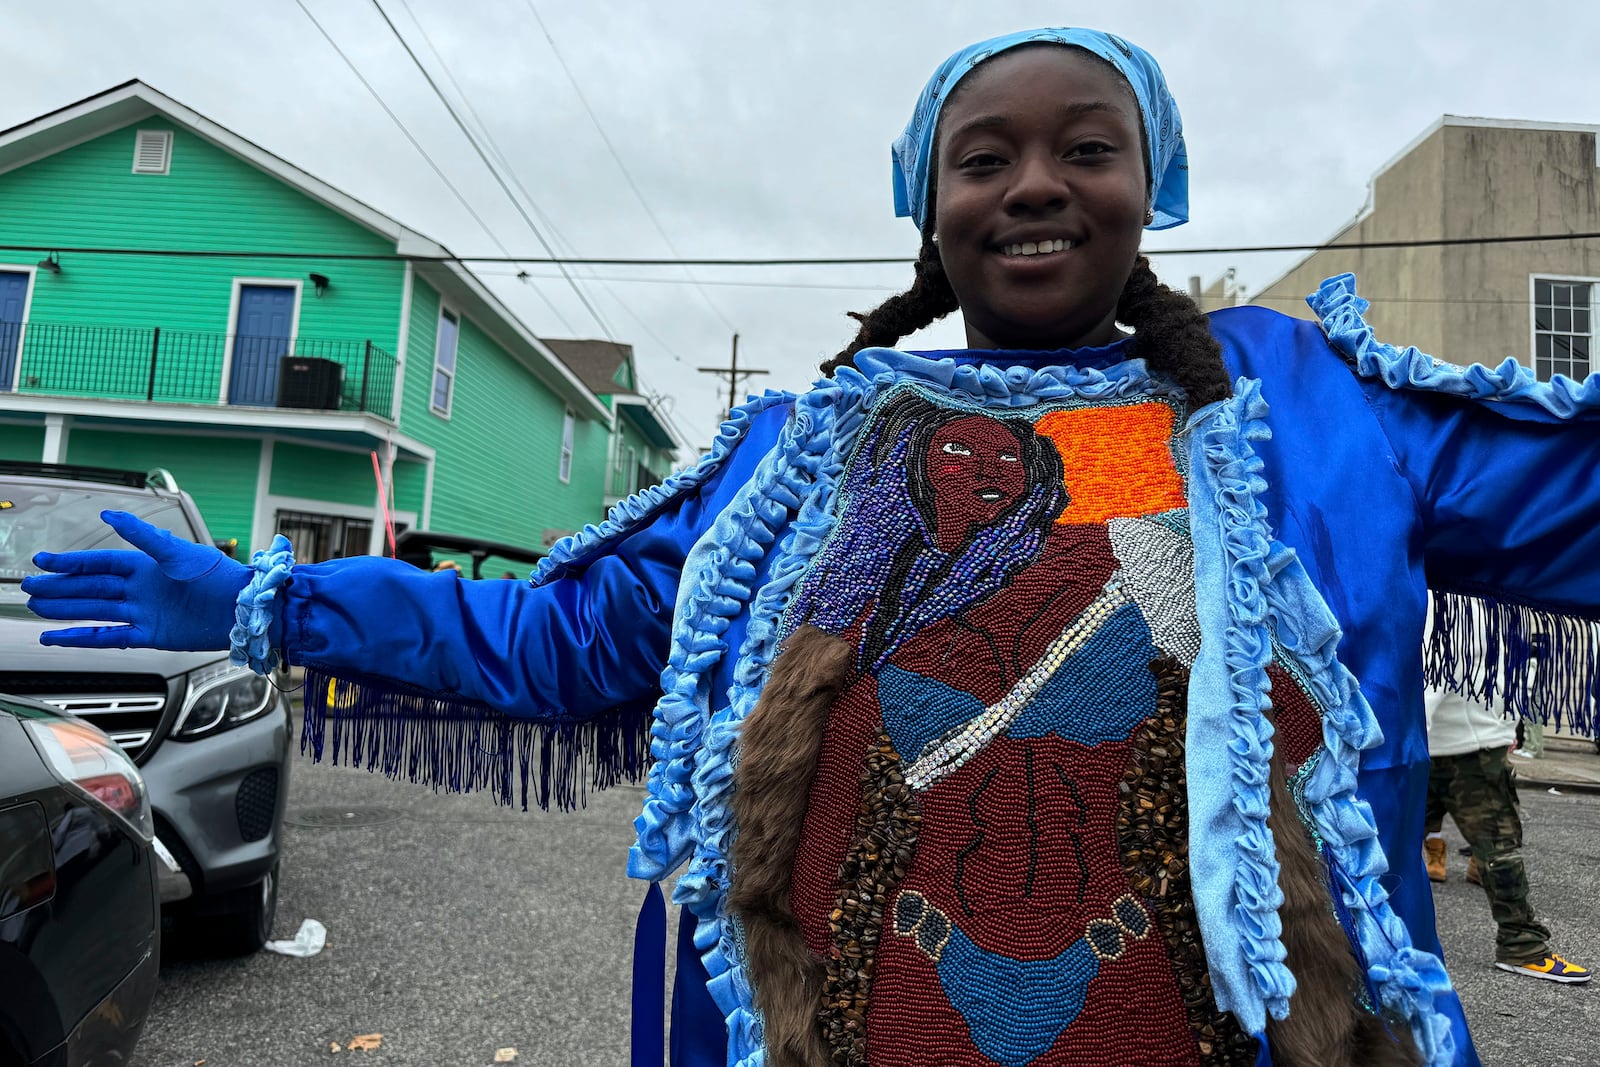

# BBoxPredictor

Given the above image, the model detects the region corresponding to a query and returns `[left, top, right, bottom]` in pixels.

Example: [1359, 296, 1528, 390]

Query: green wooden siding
[64, 430, 259, 547]
[0, 118, 404, 406]
[270, 443, 376, 508]
[0, 424, 44, 461]
[392, 460, 425, 516]
[401, 281, 607, 547]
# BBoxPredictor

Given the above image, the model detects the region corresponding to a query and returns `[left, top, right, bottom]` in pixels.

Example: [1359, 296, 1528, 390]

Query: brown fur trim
[729, 625, 855, 1067]
[1264, 747, 1421, 1067]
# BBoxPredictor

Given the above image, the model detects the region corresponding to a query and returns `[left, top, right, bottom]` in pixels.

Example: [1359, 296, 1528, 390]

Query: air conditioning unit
[277, 357, 343, 410]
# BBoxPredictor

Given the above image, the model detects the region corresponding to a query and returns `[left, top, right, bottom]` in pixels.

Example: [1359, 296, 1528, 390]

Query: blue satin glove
[22, 510, 250, 651]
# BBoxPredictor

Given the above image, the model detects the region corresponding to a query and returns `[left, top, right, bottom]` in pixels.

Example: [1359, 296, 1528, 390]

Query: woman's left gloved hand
[21, 509, 251, 651]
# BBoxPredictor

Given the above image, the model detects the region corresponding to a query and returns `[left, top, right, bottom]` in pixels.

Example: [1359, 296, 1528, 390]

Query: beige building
[1244, 116, 1600, 379]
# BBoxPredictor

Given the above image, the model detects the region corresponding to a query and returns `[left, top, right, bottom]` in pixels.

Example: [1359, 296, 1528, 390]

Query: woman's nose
[1005, 151, 1066, 213]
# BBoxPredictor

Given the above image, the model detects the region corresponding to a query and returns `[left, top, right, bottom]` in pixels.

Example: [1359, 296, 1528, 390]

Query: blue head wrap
[891, 28, 1189, 233]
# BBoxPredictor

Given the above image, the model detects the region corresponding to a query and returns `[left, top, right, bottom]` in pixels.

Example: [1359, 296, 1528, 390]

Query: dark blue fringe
[1425, 590, 1599, 735]
[299, 668, 655, 811]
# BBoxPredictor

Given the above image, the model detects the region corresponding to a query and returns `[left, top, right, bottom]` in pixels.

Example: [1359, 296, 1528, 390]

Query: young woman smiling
[25, 27, 1600, 1067]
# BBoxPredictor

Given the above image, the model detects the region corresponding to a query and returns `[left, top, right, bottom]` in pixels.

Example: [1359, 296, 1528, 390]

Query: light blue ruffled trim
[229, 534, 293, 674]
[1184, 380, 1293, 1033]
[693, 382, 866, 1065]
[532, 391, 797, 589]
[1309, 272, 1600, 417]
[1257, 535, 1457, 1065]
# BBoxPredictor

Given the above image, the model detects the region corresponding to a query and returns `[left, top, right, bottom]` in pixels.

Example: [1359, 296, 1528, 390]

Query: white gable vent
[132, 129, 172, 175]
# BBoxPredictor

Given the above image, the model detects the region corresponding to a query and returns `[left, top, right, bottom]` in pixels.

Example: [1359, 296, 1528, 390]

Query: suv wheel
[177, 863, 280, 957]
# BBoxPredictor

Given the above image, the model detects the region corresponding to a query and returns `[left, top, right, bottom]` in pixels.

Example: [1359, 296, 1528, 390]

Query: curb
[1513, 775, 1600, 797]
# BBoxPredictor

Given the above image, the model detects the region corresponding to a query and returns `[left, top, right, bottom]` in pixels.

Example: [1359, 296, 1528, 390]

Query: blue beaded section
[636, 352, 1187, 1066]
[229, 534, 293, 674]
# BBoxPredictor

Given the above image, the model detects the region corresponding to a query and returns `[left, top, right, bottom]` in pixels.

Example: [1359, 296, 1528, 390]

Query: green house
[538, 339, 680, 509]
[0, 81, 671, 570]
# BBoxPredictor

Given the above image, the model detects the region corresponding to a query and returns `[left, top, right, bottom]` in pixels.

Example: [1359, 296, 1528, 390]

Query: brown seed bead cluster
[1118, 656, 1259, 1067]
[818, 732, 922, 1066]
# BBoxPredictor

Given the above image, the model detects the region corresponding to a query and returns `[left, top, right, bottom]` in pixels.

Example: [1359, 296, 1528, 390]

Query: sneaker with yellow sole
[1495, 955, 1591, 984]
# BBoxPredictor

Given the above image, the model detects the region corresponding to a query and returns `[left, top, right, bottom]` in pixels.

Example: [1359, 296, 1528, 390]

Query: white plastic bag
[263, 918, 327, 957]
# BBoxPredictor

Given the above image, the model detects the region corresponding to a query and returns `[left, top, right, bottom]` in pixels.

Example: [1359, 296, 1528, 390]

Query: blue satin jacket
[280, 277, 1600, 1067]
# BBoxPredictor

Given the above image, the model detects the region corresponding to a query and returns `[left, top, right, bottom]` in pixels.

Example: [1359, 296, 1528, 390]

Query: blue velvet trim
[1247, 441, 1457, 1063]
[1184, 379, 1293, 1033]
[532, 391, 798, 589]
[1309, 272, 1600, 418]
[299, 667, 652, 812]
[688, 386, 853, 1063]
[229, 534, 293, 674]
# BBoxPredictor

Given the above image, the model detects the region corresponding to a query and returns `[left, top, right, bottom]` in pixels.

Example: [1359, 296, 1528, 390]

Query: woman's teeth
[1002, 239, 1074, 257]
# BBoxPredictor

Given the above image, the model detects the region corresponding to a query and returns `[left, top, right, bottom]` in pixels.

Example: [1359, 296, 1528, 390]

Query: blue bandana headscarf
[891, 28, 1189, 234]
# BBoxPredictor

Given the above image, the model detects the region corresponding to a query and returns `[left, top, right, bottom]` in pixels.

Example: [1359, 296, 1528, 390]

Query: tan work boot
[1466, 856, 1481, 885]
[1424, 838, 1447, 883]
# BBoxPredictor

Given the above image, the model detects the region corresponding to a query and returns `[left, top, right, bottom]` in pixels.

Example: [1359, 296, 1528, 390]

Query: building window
[431, 308, 460, 416]
[274, 510, 393, 564]
[559, 410, 575, 484]
[1533, 278, 1593, 381]
[625, 446, 637, 496]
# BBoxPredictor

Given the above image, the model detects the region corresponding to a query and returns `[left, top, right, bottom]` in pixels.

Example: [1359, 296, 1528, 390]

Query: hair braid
[821, 234, 959, 375]
[1116, 256, 1232, 408]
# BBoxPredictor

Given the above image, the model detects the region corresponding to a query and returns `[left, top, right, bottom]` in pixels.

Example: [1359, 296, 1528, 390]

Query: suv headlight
[173, 662, 276, 739]
[23, 716, 153, 842]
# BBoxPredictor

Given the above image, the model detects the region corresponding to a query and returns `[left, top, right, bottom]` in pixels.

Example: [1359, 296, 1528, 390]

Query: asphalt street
[130, 749, 1600, 1067]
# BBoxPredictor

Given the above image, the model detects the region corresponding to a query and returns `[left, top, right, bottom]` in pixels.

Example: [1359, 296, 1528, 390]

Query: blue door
[0, 271, 29, 393]
[228, 285, 296, 406]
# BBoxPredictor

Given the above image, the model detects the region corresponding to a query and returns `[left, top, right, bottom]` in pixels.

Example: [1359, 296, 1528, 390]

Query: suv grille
[0, 672, 168, 760]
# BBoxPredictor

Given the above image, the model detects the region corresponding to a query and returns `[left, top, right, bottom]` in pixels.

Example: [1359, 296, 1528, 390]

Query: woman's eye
[959, 152, 1007, 169]
[1068, 142, 1115, 159]
[941, 441, 973, 456]
[998, 452, 1019, 462]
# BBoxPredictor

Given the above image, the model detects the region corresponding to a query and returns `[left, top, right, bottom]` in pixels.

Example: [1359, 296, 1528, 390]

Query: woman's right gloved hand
[21, 510, 251, 651]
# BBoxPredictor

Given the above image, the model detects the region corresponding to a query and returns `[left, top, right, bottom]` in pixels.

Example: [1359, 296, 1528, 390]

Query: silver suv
[0, 461, 290, 955]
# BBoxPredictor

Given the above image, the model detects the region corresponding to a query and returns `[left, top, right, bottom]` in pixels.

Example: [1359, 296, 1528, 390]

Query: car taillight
[22, 716, 153, 842]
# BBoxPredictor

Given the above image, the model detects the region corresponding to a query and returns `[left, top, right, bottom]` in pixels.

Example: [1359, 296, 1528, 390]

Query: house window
[431, 308, 459, 416]
[132, 129, 172, 174]
[274, 510, 394, 564]
[559, 410, 575, 483]
[625, 446, 637, 495]
[1533, 278, 1593, 381]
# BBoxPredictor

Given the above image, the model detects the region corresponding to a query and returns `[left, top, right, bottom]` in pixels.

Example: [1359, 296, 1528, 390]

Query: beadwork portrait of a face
[779, 387, 1327, 1066]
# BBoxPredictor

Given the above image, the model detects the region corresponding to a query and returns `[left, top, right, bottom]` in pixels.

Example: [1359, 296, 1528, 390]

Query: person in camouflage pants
[1424, 687, 1589, 982]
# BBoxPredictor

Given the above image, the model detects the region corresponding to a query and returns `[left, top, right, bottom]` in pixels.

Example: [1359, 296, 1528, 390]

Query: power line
[388, 0, 677, 359]
[520, 0, 740, 337]
[292, 0, 578, 333]
[9, 228, 1600, 266]
[366, 0, 616, 339]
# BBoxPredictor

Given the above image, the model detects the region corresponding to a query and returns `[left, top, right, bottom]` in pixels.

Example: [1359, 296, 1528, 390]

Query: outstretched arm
[25, 400, 791, 721]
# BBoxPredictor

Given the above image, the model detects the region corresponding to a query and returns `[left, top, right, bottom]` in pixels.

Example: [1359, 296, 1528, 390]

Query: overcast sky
[5, 1, 1597, 447]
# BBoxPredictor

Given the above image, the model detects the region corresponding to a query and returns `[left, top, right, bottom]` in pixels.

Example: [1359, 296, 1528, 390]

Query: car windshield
[0, 480, 196, 583]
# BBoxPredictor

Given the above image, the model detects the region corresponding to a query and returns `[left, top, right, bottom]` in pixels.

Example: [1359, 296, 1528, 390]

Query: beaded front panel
[777, 386, 1329, 1066]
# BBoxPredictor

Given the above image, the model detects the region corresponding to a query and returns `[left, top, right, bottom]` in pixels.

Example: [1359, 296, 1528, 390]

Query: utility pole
[697, 333, 768, 420]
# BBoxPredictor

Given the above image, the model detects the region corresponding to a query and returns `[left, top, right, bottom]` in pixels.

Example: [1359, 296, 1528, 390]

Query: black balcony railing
[0, 320, 397, 419]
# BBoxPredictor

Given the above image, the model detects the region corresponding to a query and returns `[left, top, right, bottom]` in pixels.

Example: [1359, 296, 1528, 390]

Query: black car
[0, 462, 290, 956]
[1, 693, 159, 1067]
